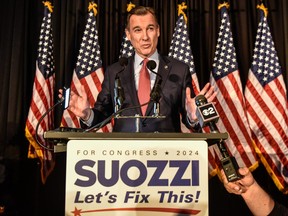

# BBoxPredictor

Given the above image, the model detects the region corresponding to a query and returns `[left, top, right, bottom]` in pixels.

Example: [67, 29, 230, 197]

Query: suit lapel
[121, 57, 142, 115]
[145, 56, 171, 116]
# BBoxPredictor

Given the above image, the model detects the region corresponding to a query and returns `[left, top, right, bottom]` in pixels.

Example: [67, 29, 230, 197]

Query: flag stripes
[244, 5, 288, 193]
[208, 5, 258, 175]
[25, 4, 55, 183]
[61, 5, 111, 132]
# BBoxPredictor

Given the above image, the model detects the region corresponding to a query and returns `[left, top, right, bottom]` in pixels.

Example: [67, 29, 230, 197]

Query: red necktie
[138, 58, 151, 115]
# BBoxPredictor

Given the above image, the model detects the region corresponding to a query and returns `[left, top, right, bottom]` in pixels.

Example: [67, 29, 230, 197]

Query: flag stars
[84, 30, 89, 35]
[81, 63, 86, 69]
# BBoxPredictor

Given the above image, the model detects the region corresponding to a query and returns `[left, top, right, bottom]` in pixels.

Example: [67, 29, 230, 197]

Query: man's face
[125, 13, 160, 58]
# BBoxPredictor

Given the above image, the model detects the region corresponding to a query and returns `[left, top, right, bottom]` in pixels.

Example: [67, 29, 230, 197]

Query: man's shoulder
[160, 55, 189, 68]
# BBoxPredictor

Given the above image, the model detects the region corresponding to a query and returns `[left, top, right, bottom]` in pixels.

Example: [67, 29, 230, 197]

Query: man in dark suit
[66, 6, 216, 132]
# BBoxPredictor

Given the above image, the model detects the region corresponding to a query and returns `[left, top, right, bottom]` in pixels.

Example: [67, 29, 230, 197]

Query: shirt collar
[134, 50, 159, 66]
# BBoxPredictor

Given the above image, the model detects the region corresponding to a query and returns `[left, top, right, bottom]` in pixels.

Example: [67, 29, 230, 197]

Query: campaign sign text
[65, 139, 209, 216]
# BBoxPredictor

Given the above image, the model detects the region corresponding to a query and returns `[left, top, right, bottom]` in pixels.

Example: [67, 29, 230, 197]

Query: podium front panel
[65, 139, 209, 216]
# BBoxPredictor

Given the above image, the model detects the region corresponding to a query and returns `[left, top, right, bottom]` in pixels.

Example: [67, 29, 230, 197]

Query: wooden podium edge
[43, 131, 229, 153]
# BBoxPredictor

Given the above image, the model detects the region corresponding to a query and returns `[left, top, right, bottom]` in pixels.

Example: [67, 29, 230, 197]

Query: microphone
[195, 95, 241, 182]
[195, 94, 219, 131]
[147, 60, 162, 102]
[114, 57, 128, 113]
[147, 60, 162, 116]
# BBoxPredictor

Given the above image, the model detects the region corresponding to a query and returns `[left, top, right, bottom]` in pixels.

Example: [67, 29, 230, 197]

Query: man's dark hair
[126, 6, 159, 30]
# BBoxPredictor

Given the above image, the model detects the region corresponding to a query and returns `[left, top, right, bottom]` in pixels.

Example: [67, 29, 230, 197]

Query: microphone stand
[85, 101, 166, 133]
[35, 97, 64, 151]
[114, 58, 127, 116]
[195, 95, 242, 182]
[146, 60, 163, 118]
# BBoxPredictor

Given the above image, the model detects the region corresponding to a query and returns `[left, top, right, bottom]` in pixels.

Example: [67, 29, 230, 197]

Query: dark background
[0, 0, 287, 215]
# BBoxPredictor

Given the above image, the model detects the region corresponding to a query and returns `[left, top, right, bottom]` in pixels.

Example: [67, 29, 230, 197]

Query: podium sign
[65, 139, 209, 216]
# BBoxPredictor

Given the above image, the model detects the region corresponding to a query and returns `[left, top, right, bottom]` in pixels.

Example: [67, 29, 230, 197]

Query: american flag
[168, 8, 200, 134]
[61, 3, 111, 132]
[209, 4, 258, 175]
[119, 34, 134, 58]
[119, 2, 135, 58]
[244, 5, 288, 193]
[25, 2, 55, 184]
[168, 14, 200, 94]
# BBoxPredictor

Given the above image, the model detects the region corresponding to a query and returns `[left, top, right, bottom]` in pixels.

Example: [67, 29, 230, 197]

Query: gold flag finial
[127, 2, 136, 12]
[42, 1, 53, 13]
[257, 3, 268, 17]
[218, 2, 230, 10]
[177, 2, 188, 24]
[88, 2, 98, 16]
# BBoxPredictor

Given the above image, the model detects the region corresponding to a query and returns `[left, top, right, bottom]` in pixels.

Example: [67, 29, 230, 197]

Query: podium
[44, 131, 228, 216]
[44, 131, 228, 153]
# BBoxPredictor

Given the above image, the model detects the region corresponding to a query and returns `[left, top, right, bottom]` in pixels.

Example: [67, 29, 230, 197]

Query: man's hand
[59, 85, 90, 119]
[220, 167, 255, 195]
[185, 83, 217, 122]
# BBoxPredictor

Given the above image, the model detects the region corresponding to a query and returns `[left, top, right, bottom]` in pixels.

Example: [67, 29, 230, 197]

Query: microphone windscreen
[147, 60, 157, 70]
[119, 57, 128, 67]
[195, 94, 207, 106]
